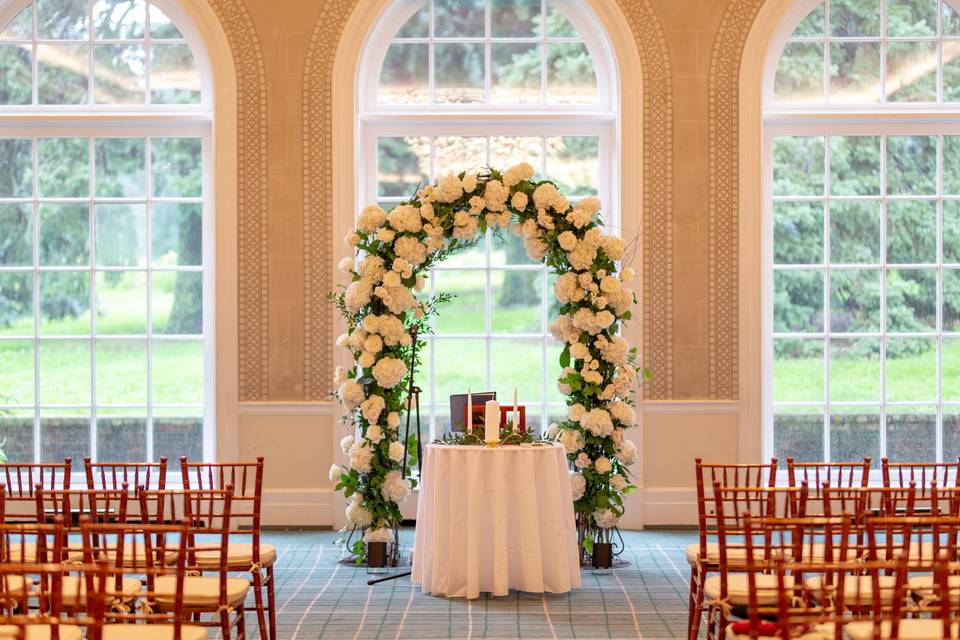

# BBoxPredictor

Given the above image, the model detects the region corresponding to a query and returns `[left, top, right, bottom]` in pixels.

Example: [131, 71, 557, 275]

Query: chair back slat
[1, 459, 71, 520]
[882, 457, 960, 499]
[786, 457, 871, 499]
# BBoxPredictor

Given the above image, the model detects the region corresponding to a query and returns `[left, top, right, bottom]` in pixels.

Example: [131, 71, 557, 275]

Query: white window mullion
[88, 135, 97, 461]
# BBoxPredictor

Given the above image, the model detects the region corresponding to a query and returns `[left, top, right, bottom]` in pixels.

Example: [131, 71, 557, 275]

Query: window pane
[0, 7, 33, 40]
[40, 414, 90, 463]
[148, 4, 183, 39]
[395, 3, 428, 37]
[830, 337, 881, 401]
[151, 203, 201, 267]
[0, 204, 33, 267]
[39, 204, 89, 267]
[378, 43, 428, 105]
[830, 136, 881, 195]
[830, 268, 881, 332]
[433, 136, 485, 177]
[95, 271, 146, 335]
[38, 138, 89, 198]
[37, 0, 88, 39]
[946, 2, 960, 35]
[887, 200, 936, 263]
[546, 43, 598, 104]
[491, 270, 541, 333]
[774, 410, 823, 462]
[773, 136, 824, 196]
[946, 201, 960, 261]
[886, 408, 936, 462]
[774, 269, 824, 332]
[95, 340, 146, 404]
[0, 139, 32, 198]
[0, 46, 32, 105]
[545, 340, 564, 403]
[154, 415, 202, 465]
[153, 339, 202, 404]
[830, 201, 881, 263]
[491, 338, 542, 402]
[944, 338, 960, 399]
[943, 42, 960, 102]
[39, 273, 89, 335]
[945, 137, 960, 195]
[773, 338, 823, 402]
[432, 270, 484, 334]
[830, 42, 881, 103]
[887, 135, 937, 195]
[491, 43, 541, 104]
[887, 269, 936, 331]
[433, 338, 485, 402]
[546, 1, 576, 36]
[0, 274, 32, 336]
[830, 409, 881, 461]
[95, 139, 145, 198]
[886, 337, 937, 401]
[774, 43, 824, 104]
[492, 0, 540, 37]
[0, 413, 34, 463]
[96, 204, 146, 267]
[887, 41, 937, 102]
[0, 341, 34, 405]
[491, 231, 537, 266]
[96, 414, 146, 461]
[887, 0, 937, 36]
[93, 44, 146, 104]
[151, 138, 201, 197]
[38, 44, 89, 105]
[945, 412, 960, 461]
[435, 43, 484, 104]
[489, 136, 543, 176]
[794, 4, 824, 36]
[39, 340, 90, 403]
[774, 201, 823, 264]
[149, 44, 201, 105]
[434, 0, 484, 37]
[546, 136, 598, 196]
[377, 136, 429, 198]
[832, 0, 881, 36]
[945, 269, 960, 331]
[93, 0, 145, 39]
[151, 271, 201, 335]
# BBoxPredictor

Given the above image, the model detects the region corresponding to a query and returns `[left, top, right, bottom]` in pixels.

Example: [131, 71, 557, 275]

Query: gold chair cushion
[56, 575, 142, 607]
[193, 543, 277, 569]
[154, 575, 250, 609]
[846, 620, 960, 639]
[4, 544, 82, 564]
[684, 543, 785, 566]
[0, 576, 33, 596]
[102, 624, 208, 640]
[703, 574, 794, 606]
[804, 575, 898, 606]
[0, 625, 83, 640]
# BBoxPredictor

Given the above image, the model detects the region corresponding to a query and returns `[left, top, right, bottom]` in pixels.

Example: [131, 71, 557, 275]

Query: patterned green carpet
[259, 529, 692, 639]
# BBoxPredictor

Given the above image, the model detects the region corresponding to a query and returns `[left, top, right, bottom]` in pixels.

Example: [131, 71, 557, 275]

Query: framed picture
[448, 392, 496, 433]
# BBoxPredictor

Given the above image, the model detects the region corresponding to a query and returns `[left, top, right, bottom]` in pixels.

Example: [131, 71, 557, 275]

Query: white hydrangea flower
[611, 475, 628, 491]
[594, 457, 613, 474]
[511, 191, 529, 210]
[357, 205, 387, 233]
[345, 495, 372, 527]
[329, 464, 341, 482]
[381, 470, 411, 503]
[338, 380, 364, 411]
[558, 231, 578, 251]
[568, 404, 587, 422]
[574, 452, 591, 469]
[615, 440, 638, 466]
[338, 256, 355, 273]
[570, 473, 586, 500]
[349, 441, 373, 473]
[358, 352, 375, 368]
[344, 280, 374, 312]
[620, 267, 636, 282]
[435, 174, 464, 203]
[462, 173, 478, 193]
[387, 205, 422, 233]
[387, 412, 400, 429]
[608, 401, 636, 427]
[372, 357, 408, 389]
[340, 435, 355, 455]
[366, 424, 384, 444]
[503, 162, 534, 187]
[580, 408, 614, 437]
[593, 508, 619, 529]
[569, 342, 590, 360]
[363, 527, 395, 543]
[360, 395, 386, 424]
[389, 441, 405, 462]
[547, 422, 560, 438]
[557, 428, 584, 454]
[600, 235, 627, 261]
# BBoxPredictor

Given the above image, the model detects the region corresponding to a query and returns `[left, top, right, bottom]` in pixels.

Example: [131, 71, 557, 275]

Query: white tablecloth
[412, 443, 581, 599]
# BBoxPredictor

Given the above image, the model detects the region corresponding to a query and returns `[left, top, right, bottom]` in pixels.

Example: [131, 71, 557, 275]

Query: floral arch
[331, 164, 640, 550]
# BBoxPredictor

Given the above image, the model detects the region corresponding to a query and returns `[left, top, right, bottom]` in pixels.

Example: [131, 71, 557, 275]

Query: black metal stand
[369, 327, 424, 586]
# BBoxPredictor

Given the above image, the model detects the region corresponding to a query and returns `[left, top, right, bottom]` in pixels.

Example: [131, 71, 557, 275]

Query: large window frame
[0, 0, 215, 465]
[763, 0, 960, 464]
[357, 0, 619, 440]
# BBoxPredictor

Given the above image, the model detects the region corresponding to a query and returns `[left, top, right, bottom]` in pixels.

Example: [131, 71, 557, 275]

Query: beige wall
[213, 0, 774, 525]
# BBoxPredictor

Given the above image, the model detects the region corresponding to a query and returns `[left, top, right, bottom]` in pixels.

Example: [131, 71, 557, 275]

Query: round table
[411, 443, 581, 599]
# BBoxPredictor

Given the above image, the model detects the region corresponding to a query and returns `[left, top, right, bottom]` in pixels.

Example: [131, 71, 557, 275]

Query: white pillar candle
[512, 387, 519, 433]
[466, 387, 472, 433]
[484, 400, 500, 443]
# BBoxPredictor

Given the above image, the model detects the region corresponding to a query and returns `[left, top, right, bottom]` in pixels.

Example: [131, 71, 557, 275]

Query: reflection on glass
[151, 203, 201, 267]
[830, 42, 881, 103]
[773, 201, 822, 264]
[830, 201, 880, 263]
[774, 43, 824, 104]
[774, 411, 823, 462]
[0, 341, 33, 405]
[154, 417, 202, 465]
[432, 270, 484, 334]
[773, 338, 823, 402]
[886, 337, 937, 401]
[887, 41, 937, 102]
[39, 204, 89, 266]
[39, 340, 91, 403]
[96, 340, 146, 404]
[151, 138, 202, 197]
[95, 138, 146, 197]
[887, 200, 936, 263]
[435, 43, 484, 104]
[38, 138, 89, 197]
[151, 271, 202, 335]
[378, 43, 428, 105]
[774, 269, 824, 332]
[547, 43, 598, 104]
[546, 136, 598, 196]
[38, 44, 89, 105]
[0, 274, 32, 337]
[150, 44, 201, 104]
[773, 136, 824, 195]
[830, 269, 881, 332]
[945, 413, 960, 461]
[0, 204, 33, 266]
[95, 271, 147, 334]
[377, 137, 429, 198]
[37, 0, 88, 39]
[491, 44, 541, 104]
[0, 46, 31, 105]
[152, 340, 202, 404]
[491, 270, 541, 333]
[830, 338, 881, 401]
[39, 273, 90, 335]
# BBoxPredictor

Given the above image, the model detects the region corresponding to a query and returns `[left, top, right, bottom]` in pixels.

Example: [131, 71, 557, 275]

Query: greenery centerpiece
[331, 163, 642, 560]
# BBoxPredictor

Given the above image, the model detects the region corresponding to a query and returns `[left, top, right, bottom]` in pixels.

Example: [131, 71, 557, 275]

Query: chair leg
[686, 565, 697, 636]
[237, 604, 247, 640]
[689, 565, 706, 640]
[266, 565, 277, 640]
[220, 605, 232, 640]
[252, 570, 268, 640]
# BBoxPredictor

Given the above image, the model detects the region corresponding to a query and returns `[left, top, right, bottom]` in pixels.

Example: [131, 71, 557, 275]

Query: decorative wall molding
[237, 401, 338, 416]
[708, 0, 764, 400]
[206, 0, 269, 400]
[301, 0, 673, 400]
[641, 400, 740, 414]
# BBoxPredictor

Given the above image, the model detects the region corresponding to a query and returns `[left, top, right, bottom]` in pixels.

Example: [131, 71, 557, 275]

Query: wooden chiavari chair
[0, 521, 64, 616]
[83, 458, 167, 523]
[882, 457, 960, 514]
[139, 487, 249, 639]
[0, 459, 71, 522]
[786, 458, 871, 516]
[34, 487, 129, 565]
[701, 484, 808, 640]
[181, 456, 275, 640]
[0, 562, 83, 640]
[80, 521, 208, 640]
[688, 458, 778, 640]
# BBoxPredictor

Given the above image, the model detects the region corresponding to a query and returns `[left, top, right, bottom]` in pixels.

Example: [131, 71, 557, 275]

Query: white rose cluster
[570, 473, 586, 500]
[372, 357, 407, 389]
[363, 527, 395, 543]
[615, 440, 638, 466]
[349, 441, 374, 474]
[345, 495, 372, 527]
[380, 470, 411, 503]
[593, 508, 619, 529]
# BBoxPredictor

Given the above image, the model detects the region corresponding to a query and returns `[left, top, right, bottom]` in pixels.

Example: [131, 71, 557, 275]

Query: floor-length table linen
[412, 443, 581, 599]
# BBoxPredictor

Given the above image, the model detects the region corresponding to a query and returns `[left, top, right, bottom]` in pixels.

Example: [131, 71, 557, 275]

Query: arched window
[765, 0, 960, 462]
[0, 0, 211, 465]
[359, 0, 617, 437]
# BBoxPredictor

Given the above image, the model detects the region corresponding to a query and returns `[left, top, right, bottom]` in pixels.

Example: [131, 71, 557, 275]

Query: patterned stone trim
[302, 0, 674, 401]
[708, 0, 764, 401]
[207, 0, 269, 400]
